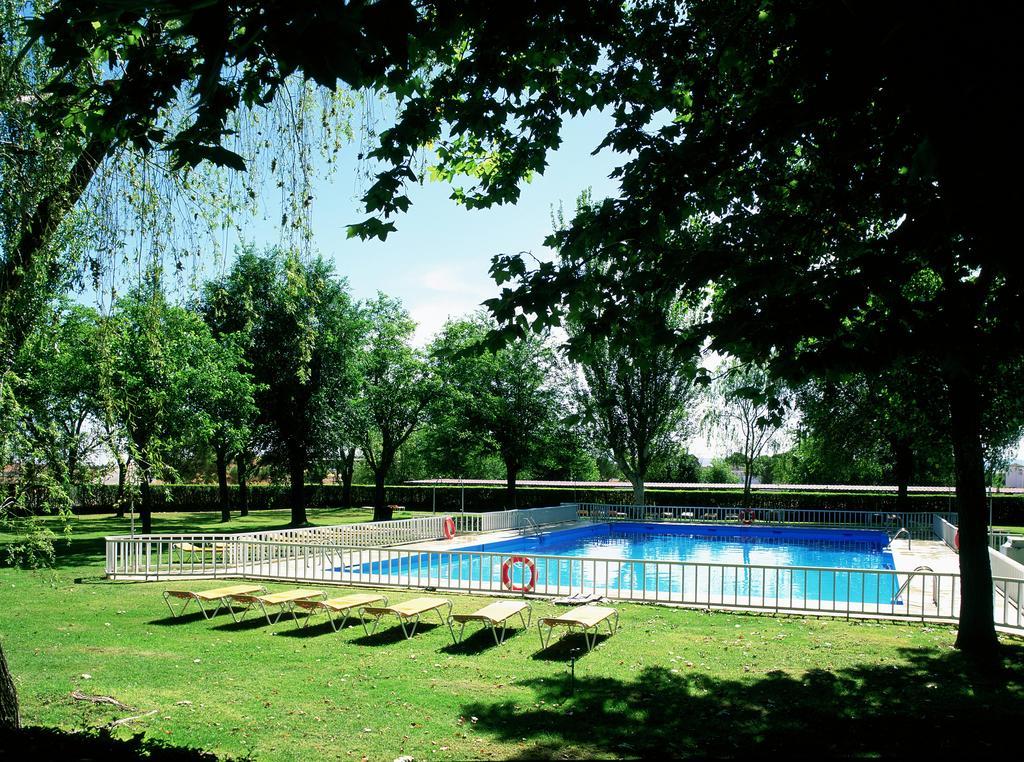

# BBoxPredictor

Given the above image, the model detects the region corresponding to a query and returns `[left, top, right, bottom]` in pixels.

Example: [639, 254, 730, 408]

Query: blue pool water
[344, 523, 900, 605]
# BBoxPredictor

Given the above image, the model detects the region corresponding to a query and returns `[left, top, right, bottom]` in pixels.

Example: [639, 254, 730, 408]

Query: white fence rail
[453, 505, 578, 533]
[247, 515, 450, 548]
[105, 515, 452, 578]
[934, 514, 958, 548]
[581, 503, 948, 539]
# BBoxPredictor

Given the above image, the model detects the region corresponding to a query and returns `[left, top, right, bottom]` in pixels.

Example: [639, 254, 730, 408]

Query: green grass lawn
[2, 510, 1023, 760]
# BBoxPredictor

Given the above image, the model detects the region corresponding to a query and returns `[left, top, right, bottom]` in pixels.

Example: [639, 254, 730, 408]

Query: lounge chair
[227, 589, 326, 625]
[162, 584, 266, 619]
[173, 541, 229, 555]
[361, 596, 453, 639]
[448, 600, 532, 645]
[537, 605, 619, 652]
[290, 593, 388, 631]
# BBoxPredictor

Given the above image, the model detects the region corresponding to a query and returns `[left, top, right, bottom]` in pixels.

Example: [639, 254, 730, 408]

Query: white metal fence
[934, 514, 958, 548]
[247, 515, 451, 547]
[102, 507, 1024, 635]
[105, 514, 452, 579]
[580, 503, 948, 539]
[103, 534, 1022, 631]
[453, 504, 578, 533]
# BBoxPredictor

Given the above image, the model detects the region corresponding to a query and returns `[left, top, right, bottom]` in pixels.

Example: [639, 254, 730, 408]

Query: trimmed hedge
[72, 482, 1024, 522]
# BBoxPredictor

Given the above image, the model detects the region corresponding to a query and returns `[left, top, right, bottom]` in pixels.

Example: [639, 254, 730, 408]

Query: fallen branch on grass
[70, 690, 135, 711]
[105, 709, 158, 728]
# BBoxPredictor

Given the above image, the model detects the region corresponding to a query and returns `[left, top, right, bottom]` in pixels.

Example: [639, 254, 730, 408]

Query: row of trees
[14, 251, 1019, 538]
[9, 244, 732, 530]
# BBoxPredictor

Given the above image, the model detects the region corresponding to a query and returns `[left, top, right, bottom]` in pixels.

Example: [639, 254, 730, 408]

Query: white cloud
[409, 297, 482, 347]
[418, 264, 488, 296]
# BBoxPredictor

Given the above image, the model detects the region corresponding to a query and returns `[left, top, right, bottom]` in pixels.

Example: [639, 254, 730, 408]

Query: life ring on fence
[741, 509, 755, 525]
[443, 516, 457, 540]
[501, 555, 537, 592]
[954, 529, 960, 551]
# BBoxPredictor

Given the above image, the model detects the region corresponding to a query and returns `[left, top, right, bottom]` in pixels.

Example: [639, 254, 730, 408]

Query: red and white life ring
[501, 555, 537, 592]
[443, 516, 456, 540]
[953, 529, 960, 551]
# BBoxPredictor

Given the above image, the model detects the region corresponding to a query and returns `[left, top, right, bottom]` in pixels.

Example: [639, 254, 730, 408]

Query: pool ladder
[892, 565, 936, 605]
[890, 527, 912, 551]
[521, 516, 541, 537]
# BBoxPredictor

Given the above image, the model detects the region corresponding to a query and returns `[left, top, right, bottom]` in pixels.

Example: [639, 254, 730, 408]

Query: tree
[648, 447, 702, 484]
[705, 362, 789, 506]
[428, 314, 563, 507]
[13, 300, 103, 487]
[102, 287, 230, 533]
[792, 368, 954, 505]
[202, 247, 362, 527]
[568, 300, 702, 506]
[350, 294, 430, 522]
[199, 334, 258, 523]
[452, 2, 1024, 662]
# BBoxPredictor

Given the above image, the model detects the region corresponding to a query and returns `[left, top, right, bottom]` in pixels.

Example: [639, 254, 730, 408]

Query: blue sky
[222, 109, 622, 346]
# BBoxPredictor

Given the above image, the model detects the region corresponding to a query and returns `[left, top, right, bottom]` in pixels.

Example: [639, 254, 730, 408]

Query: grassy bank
[1, 510, 1022, 759]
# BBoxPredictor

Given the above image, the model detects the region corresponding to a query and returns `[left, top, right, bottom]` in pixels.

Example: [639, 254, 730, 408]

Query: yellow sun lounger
[537, 605, 619, 652]
[162, 584, 267, 619]
[290, 593, 389, 631]
[362, 597, 453, 639]
[448, 600, 533, 645]
[227, 589, 326, 625]
[173, 541, 229, 555]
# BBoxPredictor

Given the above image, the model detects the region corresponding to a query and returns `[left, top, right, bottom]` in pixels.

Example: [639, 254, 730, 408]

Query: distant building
[1006, 459, 1024, 489]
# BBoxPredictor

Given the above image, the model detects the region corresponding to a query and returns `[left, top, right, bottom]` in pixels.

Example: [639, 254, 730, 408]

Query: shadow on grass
[440, 626, 532, 655]
[146, 611, 218, 626]
[211, 616, 277, 632]
[349, 621, 442, 645]
[461, 644, 1024, 759]
[2, 725, 221, 760]
[531, 633, 611, 662]
[273, 616, 373, 638]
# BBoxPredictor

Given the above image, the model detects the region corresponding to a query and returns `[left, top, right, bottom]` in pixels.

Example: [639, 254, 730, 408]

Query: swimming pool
[344, 522, 901, 605]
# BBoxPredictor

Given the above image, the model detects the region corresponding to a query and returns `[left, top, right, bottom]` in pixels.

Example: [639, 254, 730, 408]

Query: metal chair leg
[164, 593, 193, 619]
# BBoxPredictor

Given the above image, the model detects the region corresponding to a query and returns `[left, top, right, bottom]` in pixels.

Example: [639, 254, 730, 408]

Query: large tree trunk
[216, 447, 231, 523]
[631, 479, 645, 506]
[288, 443, 307, 527]
[372, 470, 392, 521]
[892, 438, 914, 513]
[505, 464, 519, 510]
[341, 447, 355, 508]
[947, 368, 999, 662]
[372, 449, 394, 521]
[743, 458, 754, 508]
[237, 452, 249, 517]
[0, 641, 18, 730]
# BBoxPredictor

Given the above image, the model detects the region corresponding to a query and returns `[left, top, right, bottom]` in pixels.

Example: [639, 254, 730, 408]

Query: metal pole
[432, 483, 436, 515]
[988, 483, 993, 534]
[460, 477, 465, 514]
